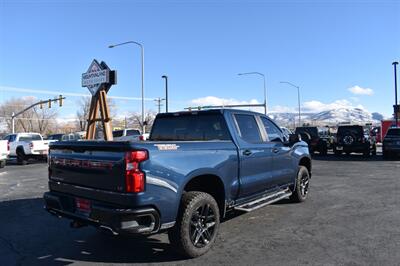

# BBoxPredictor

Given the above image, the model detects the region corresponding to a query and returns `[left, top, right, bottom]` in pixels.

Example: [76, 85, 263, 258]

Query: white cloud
[348, 85, 374, 96]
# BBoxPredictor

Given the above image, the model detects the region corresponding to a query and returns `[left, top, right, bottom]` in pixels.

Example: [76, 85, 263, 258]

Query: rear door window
[234, 114, 263, 143]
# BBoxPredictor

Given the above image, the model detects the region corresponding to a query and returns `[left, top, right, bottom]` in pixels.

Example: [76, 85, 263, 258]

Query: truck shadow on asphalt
[0, 198, 189, 265]
[311, 153, 390, 162]
[5, 158, 47, 166]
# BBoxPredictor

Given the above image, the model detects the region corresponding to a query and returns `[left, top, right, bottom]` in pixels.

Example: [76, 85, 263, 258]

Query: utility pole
[154, 97, 165, 114]
[162, 75, 169, 112]
[393, 62, 399, 126]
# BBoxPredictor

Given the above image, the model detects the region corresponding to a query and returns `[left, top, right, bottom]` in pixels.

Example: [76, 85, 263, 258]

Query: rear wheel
[383, 151, 390, 159]
[334, 147, 342, 156]
[168, 191, 220, 258]
[16, 148, 27, 165]
[290, 166, 310, 203]
[320, 145, 328, 155]
[363, 147, 371, 158]
[371, 145, 377, 156]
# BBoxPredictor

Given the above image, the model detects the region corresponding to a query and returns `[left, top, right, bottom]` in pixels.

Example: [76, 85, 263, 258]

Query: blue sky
[1, 0, 399, 120]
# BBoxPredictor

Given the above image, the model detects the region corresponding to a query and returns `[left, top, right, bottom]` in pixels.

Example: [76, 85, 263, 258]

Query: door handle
[243, 150, 252, 156]
[272, 148, 280, 153]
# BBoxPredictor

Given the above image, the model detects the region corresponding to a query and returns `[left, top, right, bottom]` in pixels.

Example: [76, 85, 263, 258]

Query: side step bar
[234, 188, 292, 212]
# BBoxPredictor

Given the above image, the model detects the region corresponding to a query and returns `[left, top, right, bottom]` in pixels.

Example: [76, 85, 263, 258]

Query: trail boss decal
[154, 144, 180, 151]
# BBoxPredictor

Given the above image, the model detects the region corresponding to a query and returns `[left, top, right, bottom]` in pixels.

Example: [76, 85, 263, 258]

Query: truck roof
[156, 108, 266, 117]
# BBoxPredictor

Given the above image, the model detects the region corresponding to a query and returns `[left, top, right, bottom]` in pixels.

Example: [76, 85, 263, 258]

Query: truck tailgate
[31, 140, 49, 153]
[49, 141, 135, 192]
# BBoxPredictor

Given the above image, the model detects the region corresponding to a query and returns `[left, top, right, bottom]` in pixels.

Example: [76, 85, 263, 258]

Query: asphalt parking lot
[0, 153, 399, 266]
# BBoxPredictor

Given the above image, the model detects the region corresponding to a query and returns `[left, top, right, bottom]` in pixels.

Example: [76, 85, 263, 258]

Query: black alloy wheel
[189, 203, 216, 248]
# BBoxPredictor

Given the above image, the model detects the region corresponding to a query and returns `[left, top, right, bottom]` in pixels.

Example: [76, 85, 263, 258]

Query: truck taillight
[139, 135, 144, 141]
[7, 141, 9, 151]
[125, 150, 148, 193]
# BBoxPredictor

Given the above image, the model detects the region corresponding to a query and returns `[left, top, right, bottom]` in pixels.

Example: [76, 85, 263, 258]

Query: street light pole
[393, 62, 399, 126]
[280, 81, 301, 127]
[162, 75, 169, 112]
[109, 41, 145, 134]
[238, 72, 267, 115]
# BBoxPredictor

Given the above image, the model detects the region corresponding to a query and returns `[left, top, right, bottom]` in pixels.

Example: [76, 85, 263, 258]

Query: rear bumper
[335, 144, 369, 152]
[44, 191, 162, 235]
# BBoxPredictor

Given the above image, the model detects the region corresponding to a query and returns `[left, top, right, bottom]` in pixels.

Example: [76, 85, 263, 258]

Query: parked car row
[291, 125, 399, 159]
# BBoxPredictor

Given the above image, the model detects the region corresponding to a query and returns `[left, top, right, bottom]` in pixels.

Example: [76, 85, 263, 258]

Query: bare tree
[127, 110, 157, 133]
[0, 97, 58, 134]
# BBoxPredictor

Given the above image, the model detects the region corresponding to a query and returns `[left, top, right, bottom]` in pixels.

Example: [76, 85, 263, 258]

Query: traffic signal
[59, 95, 63, 107]
[48, 99, 51, 108]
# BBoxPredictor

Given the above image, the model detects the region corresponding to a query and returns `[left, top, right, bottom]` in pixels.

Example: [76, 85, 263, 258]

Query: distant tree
[0, 97, 58, 134]
[127, 110, 157, 133]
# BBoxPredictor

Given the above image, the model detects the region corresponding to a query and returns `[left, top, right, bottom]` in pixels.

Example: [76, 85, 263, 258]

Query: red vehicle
[379, 120, 400, 143]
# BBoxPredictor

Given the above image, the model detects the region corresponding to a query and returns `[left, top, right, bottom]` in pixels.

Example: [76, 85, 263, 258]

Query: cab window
[261, 117, 283, 142]
[234, 114, 263, 143]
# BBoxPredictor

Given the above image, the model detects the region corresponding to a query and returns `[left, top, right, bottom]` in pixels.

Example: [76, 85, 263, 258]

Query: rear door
[232, 113, 274, 197]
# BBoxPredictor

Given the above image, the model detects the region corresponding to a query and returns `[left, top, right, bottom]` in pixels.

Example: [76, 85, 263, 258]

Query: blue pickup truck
[44, 109, 311, 257]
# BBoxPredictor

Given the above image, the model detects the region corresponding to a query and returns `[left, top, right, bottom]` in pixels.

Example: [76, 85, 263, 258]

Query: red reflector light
[125, 151, 148, 193]
[76, 198, 91, 213]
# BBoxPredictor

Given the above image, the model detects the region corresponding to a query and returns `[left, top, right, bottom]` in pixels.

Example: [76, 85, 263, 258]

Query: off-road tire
[290, 166, 310, 203]
[383, 151, 390, 159]
[168, 191, 220, 258]
[16, 148, 27, 165]
[320, 145, 328, 155]
[363, 147, 371, 158]
[371, 145, 377, 156]
[334, 147, 342, 156]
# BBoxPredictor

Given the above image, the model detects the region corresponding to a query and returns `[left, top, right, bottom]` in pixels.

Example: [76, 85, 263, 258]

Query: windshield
[150, 113, 230, 141]
[386, 128, 400, 136]
[337, 126, 363, 136]
[47, 134, 63, 140]
[19, 134, 42, 141]
[112, 130, 124, 138]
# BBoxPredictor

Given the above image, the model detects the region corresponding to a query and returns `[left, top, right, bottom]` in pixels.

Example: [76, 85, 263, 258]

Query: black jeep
[295, 126, 331, 155]
[334, 125, 377, 157]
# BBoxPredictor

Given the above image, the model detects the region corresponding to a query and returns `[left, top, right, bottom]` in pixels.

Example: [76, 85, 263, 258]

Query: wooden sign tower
[82, 59, 117, 141]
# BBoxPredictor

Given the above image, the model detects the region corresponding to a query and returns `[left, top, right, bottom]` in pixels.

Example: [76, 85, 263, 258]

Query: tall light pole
[238, 72, 267, 115]
[280, 81, 301, 127]
[161, 75, 169, 112]
[109, 41, 145, 133]
[393, 62, 399, 126]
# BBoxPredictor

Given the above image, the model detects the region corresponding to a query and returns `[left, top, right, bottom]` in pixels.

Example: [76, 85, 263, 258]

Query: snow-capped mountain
[269, 108, 381, 127]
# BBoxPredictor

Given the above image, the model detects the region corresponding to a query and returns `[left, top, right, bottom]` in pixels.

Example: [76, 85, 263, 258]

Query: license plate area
[75, 198, 91, 216]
